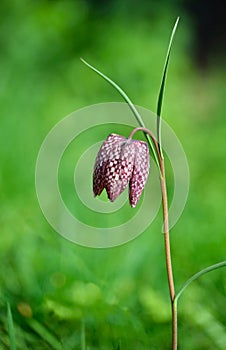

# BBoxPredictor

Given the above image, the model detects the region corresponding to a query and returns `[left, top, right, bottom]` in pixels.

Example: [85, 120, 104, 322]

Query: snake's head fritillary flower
[93, 133, 150, 207]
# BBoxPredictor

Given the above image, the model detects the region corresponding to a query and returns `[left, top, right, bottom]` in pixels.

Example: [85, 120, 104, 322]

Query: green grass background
[0, 1, 226, 349]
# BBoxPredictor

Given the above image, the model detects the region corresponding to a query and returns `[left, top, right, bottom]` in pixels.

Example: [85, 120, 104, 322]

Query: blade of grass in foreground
[157, 17, 180, 157]
[27, 318, 64, 350]
[7, 302, 16, 350]
[81, 319, 86, 350]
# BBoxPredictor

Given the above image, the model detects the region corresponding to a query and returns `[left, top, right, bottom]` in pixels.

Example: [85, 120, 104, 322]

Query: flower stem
[128, 127, 161, 160]
[129, 126, 177, 349]
[160, 159, 177, 350]
[159, 161, 175, 300]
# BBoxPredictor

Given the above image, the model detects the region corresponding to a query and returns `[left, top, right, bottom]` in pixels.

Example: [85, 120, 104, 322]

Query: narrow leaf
[80, 58, 160, 169]
[157, 17, 180, 156]
[176, 260, 226, 301]
[7, 302, 16, 350]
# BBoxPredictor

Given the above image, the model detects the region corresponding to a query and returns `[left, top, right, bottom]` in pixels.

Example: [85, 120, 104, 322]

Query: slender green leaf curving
[156, 17, 180, 156]
[80, 58, 160, 168]
[176, 260, 226, 301]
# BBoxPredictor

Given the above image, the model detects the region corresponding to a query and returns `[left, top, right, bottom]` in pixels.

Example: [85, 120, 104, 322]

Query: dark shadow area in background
[86, 0, 226, 69]
[185, 0, 226, 68]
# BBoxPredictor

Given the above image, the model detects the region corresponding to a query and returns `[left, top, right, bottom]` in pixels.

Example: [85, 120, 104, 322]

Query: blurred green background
[0, 1, 226, 349]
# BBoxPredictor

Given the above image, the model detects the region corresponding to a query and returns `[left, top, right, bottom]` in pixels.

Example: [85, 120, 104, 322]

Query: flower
[93, 133, 150, 207]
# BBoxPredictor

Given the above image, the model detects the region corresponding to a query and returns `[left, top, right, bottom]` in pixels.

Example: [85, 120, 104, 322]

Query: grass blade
[81, 319, 86, 350]
[7, 302, 16, 350]
[27, 318, 64, 350]
[157, 17, 180, 156]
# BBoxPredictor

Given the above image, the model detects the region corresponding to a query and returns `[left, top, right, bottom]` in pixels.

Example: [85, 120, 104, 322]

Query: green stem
[155, 18, 180, 349]
[160, 159, 177, 350]
[172, 299, 178, 350]
[129, 126, 177, 349]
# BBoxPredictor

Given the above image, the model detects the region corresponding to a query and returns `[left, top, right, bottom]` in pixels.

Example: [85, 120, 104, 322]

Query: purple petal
[129, 141, 150, 207]
[105, 140, 136, 202]
[93, 134, 126, 197]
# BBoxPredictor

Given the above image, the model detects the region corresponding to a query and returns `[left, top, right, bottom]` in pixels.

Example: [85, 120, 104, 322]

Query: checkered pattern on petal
[129, 140, 150, 207]
[93, 133, 150, 208]
[93, 134, 126, 197]
[105, 139, 136, 202]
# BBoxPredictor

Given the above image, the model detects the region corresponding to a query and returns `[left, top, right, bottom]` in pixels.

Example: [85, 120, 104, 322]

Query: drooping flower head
[93, 133, 150, 207]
